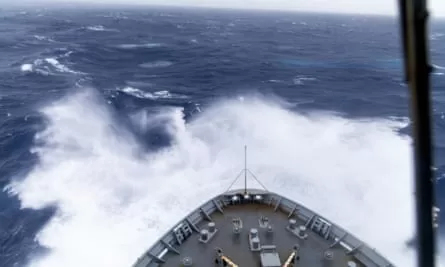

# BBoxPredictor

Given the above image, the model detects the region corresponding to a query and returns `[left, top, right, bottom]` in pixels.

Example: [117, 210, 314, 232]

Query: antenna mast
[244, 145, 247, 195]
[225, 146, 268, 193]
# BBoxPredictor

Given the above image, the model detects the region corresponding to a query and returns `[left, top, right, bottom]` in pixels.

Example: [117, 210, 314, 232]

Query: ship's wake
[6, 89, 443, 267]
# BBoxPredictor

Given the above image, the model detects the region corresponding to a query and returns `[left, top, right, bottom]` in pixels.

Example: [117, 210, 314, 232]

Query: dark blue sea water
[0, 5, 445, 267]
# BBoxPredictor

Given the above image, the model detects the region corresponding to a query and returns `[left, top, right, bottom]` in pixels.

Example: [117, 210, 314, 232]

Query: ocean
[0, 5, 444, 267]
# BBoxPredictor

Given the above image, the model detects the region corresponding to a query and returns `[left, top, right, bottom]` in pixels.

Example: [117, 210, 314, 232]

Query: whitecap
[20, 62, 50, 76]
[126, 81, 154, 88]
[21, 64, 33, 72]
[388, 116, 411, 128]
[267, 79, 286, 84]
[85, 25, 114, 32]
[293, 76, 317, 85]
[430, 32, 444, 40]
[101, 14, 128, 20]
[139, 61, 172, 69]
[154, 90, 171, 97]
[118, 87, 154, 99]
[118, 87, 186, 100]
[44, 58, 81, 74]
[21, 57, 81, 75]
[61, 51, 73, 58]
[34, 35, 54, 42]
[117, 43, 162, 49]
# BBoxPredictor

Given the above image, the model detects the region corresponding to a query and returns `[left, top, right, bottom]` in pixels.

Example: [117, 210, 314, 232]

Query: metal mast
[398, 0, 436, 266]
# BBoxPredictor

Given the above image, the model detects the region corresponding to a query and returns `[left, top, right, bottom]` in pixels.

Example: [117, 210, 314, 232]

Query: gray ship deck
[133, 189, 393, 267]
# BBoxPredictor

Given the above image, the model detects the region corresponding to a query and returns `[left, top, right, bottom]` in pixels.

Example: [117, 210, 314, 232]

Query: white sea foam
[20, 61, 49, 76]
[33, 35, 54, 42]
[21, 64, 34, 72]
[118, 87, 186, 100]
[139, 61, 173, 69]
[85, 25, 114, 32]
[44, 58, 80, 74]
[431, 32, 444, 40]
[433, 64, 445, 70]
[20, 57, 80, 75]
[117, 43, 162, 49]
[268, 79, 285, 83]
[5, 90, 444, 267]
[293, 76, 317, 85]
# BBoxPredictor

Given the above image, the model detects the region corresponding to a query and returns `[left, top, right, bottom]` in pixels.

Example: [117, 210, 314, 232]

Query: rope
[221, 256, 239, 267]
[283, 251, 296, 267]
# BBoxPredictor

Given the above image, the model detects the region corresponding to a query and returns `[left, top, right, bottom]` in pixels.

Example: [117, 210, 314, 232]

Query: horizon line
[2, 1, 445, 19]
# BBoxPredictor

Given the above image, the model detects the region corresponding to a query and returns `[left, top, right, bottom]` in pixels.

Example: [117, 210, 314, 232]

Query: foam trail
[6, 90, 444, 267]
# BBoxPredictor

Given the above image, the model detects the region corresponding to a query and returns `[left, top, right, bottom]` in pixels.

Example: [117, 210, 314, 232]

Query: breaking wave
[7, 90, 439, 267]
[20, 57, 81, 75]
[44, 58, 79, 74]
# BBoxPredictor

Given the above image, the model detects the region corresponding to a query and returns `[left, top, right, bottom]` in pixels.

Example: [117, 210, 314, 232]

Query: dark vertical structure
[244, 145, 248, 195]
[398, 0, 436, 266]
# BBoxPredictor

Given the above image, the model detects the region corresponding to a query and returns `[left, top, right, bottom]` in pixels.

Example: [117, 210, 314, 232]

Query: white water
[20, 58, 80, 76]
[86, 25, 108, 31]
[117, 43, 162, 49]
[20, 64, 34, 72]
[6, 89, 444, 267]
[118, 87, 187, 100]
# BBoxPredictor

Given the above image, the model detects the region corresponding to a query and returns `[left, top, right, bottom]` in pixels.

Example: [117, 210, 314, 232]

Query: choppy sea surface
[0, 5, 445, 267]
